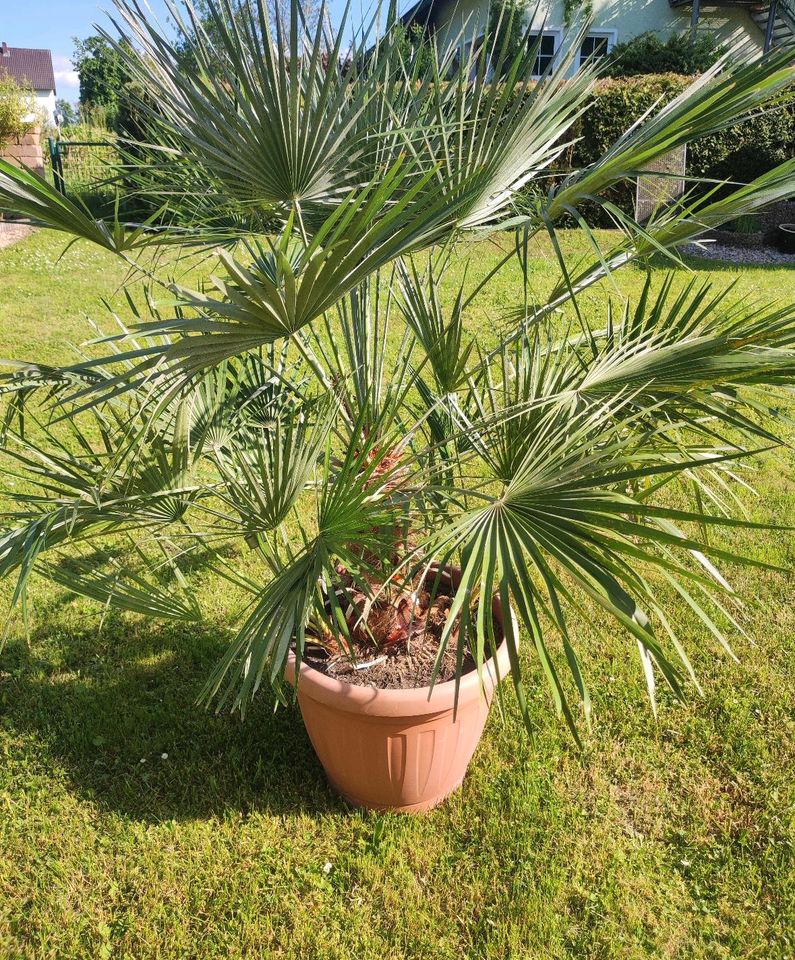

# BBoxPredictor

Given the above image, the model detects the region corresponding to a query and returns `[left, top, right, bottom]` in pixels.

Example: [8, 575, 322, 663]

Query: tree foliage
[0, 76, 39, 149]
[72, 35, 130, 129]
[487, 0, 527, 78]
[55, 98, 79, 126]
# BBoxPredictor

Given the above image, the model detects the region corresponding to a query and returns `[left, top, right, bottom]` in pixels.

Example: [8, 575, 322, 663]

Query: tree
[55, 99, 79, 126]
[268, 0, 322, 36]
[0, 0, 794, 756]
[393, 21, 435, 76]
[0, 76, 39, 149]
[72, 36, 129, 129]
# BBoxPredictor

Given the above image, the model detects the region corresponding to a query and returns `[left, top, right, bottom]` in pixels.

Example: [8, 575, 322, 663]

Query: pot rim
[285, 634, 513, 717]
[284, 565, 517, 717]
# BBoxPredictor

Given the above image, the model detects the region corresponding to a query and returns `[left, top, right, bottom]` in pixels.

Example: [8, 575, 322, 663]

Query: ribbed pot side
[285, 576, 515, 813]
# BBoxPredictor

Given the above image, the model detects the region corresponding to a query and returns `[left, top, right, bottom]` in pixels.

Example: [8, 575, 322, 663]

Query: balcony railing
[669, 0, 795, 53]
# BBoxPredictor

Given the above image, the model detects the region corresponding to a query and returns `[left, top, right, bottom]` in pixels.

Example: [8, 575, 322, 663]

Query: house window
[578, 31, 616, 67]
[528, 32, 558, 76]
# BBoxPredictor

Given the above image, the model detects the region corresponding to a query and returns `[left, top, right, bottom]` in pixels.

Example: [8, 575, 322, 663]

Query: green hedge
[568, 75, 692, 165]
[574, 74, 794, 178]
[526, 74, 795, 220]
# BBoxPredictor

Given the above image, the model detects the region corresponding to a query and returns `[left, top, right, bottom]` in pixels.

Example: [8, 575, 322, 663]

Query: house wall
[433, 0, 763, 69]
[35, 89, 56, 124]
[560, 0, 763, 59]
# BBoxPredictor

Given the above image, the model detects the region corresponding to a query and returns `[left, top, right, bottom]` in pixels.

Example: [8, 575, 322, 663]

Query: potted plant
[0, 1, 793, 811]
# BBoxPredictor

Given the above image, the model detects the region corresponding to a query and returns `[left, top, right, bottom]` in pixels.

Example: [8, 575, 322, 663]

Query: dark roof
[0, 44, 56, 93]
[400, 0, 446, 33]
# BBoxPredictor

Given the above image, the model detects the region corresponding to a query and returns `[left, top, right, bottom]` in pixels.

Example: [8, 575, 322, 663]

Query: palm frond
[0, 158, 154, 253]
[0, 0, 792, 737]
[424, 396, 786, 737]
[546, 49, 795, 222]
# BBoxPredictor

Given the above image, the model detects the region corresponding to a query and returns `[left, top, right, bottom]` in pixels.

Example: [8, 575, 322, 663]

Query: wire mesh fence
[46, 129, 120, 216]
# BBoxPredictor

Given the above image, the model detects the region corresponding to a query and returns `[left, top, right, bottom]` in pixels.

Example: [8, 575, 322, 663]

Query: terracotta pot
[285, 569, 515, 812]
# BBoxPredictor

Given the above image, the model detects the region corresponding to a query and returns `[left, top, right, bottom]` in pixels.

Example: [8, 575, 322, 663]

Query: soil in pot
[301, 570, 498, 690]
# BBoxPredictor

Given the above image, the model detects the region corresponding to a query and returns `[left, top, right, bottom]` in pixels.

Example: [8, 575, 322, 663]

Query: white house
[0, 42, 57, 124]
[405, 0, 794, 76]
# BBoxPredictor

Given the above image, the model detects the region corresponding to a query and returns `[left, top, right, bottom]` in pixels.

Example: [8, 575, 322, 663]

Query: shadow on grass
[1, 610, 342, 822]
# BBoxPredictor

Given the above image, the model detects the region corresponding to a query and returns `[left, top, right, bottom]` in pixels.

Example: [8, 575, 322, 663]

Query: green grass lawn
[1, 229, 794, 959]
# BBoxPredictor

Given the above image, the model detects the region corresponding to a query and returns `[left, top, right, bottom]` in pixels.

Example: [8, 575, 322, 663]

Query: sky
[2, 1, 169, 102]
[3, 0, 359, 105]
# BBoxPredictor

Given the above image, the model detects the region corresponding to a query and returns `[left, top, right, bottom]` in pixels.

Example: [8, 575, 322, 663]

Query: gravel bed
[680, 241, 795, 267]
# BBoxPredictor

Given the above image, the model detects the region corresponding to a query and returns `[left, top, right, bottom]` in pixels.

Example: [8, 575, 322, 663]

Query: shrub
[76, 102, 114, 131]
[393, 21, 435, 75]
[569, 74, 692, 164]
[602, 31, 726, 77]
[0, 76, 40, 150]
[481, 74, 793, 203]
[688, 104, 795, 187]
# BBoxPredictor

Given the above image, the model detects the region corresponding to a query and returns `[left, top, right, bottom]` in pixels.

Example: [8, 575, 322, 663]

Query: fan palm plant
[1, 0, 794, 793]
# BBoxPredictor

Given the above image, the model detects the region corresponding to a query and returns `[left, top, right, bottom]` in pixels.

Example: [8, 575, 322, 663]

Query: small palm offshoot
[0, 0, 794, 740]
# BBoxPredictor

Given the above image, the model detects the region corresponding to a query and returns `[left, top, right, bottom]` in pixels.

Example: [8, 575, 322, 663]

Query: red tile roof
[0, 44, 56, 93]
